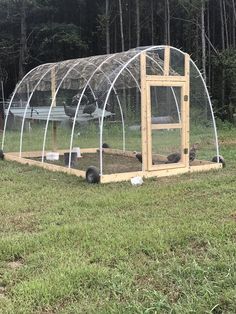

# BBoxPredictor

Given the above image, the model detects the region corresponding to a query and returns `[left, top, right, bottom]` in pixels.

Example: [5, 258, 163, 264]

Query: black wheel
[212, 155, 226, 167]
[0, 149, 4, 160]
[86, 166, 100, 184]
[102, 143, 110, 149]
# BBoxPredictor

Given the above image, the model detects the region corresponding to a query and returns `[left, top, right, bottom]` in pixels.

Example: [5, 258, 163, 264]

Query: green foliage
[0, 0, 235, 122]
[31, 23, 88, 62]
[211, 49, 236, 121]
[212, 49, 236, 80]
[216, 118, 234, 131]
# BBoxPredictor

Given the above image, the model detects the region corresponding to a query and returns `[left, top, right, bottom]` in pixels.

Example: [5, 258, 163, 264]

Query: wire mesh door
[146, 81, 189, 171]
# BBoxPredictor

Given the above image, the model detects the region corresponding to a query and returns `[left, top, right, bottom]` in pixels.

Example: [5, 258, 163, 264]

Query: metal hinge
[184, 148, 188, 154]
[184, 95, 188, 101]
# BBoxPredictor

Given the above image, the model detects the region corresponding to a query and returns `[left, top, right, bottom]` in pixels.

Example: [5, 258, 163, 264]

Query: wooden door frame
[140, 47, 190, 172]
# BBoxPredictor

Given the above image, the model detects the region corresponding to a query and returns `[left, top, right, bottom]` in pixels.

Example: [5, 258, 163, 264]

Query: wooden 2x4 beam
[151, 123, 182, 130]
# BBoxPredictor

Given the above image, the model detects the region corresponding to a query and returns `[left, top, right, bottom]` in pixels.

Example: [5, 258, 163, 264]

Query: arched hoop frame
[68, 47, 182, 170]
[1, 63, 53, 150]
[2, 45, 221, 184]
[41, 55, 111, 162]
[99, 46, 220, 176]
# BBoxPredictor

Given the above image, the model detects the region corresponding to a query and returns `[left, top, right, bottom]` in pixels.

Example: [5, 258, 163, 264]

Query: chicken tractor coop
[1, 46, 224, 183]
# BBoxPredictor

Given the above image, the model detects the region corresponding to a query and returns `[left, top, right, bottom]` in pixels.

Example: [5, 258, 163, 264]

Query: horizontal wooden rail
[151, 123, 182, 130]
[146, 75, 186, 82]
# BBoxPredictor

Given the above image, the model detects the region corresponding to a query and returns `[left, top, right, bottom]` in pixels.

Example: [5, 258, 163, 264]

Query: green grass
[0, 127, 236, 313]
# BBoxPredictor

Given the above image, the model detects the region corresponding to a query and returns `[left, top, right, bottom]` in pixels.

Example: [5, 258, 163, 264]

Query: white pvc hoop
[68, 52, 148, 167]
[99, 45, 220, 175]
[1, 63, 53, 150]
[41, 56, 106, 162]
[19, 63, 57, 157]
[189, 59, 220, 162]
[3, 45, 219, 171]
[67, 53, 120, 168]
[84, 59, 126, 152]
[99, 46, 162, 175]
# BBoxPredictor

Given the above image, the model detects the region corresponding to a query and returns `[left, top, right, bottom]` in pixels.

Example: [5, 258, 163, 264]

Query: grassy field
[0, 126, 236, 313]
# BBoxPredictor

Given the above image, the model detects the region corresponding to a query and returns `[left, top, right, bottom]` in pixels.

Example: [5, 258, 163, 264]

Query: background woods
[0, 0, 235, 121]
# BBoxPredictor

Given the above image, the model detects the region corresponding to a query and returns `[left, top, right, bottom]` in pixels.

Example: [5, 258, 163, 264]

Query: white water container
[46, 152, 59, 161]
[131, 176, 143, 186]
[72, 147, 82, 158]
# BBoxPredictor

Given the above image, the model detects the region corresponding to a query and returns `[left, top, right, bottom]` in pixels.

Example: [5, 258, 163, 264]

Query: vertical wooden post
[182, 53, 190, 166]
[140, 52, 148, 171]
[164, 46, 170, 76]
[146, 83, 152, 169]
[51, 68, 57, 151]
[0, 80, 4, 130]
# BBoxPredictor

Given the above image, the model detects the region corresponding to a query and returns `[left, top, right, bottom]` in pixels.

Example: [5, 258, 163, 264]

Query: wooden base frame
[4, 148, 99, 179]
[5, 152, 87, 178]
[4, 148, 222, 184]
[100, 163, 222, 183]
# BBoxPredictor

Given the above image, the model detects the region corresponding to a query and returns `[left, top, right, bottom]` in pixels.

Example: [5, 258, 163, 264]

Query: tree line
[0, 0, 235, 121]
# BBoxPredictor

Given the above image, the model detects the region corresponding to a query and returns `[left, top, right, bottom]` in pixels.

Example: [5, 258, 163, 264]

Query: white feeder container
[46, 152, 59, 161]
[131, 176, 143, 186]
[72, 147, 82, 158]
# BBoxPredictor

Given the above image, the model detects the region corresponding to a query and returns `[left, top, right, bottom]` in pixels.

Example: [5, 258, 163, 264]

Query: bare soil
[33, 152, 143, 174]
[31, 152, 209, 174]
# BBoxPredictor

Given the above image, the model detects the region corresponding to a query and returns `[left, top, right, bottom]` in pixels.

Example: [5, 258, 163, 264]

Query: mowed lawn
[0, 128, 236, 314]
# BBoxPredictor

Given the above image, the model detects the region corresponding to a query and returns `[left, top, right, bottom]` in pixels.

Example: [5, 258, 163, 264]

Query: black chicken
[166, 152, 181, 163]
[63, 102, 76, 118]
[166, 145, 198, 164]
[71, 93, 88, 107]
[134, 152, 143, 163]
[189, 145, 197, 162]
[102, 143, 110, 149]
[83, 104, 96, 116]
[0, 149, 4, 160]
[134, 151, 155, 165]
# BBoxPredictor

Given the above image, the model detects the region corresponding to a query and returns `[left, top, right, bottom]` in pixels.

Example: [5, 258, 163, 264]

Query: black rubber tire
[212, 155, 226, 167]
[0, 149, 4, 160]
[86, 166, 100, 184]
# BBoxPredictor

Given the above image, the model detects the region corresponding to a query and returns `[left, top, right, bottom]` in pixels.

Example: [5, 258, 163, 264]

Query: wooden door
[140, 48, 190, 172]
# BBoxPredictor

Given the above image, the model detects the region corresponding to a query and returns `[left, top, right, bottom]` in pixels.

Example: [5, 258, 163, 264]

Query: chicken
[166, 152, 181, 163]
[83, 104, 96, 116]
[133, 151, 155, 165]
[166, 144, 198, 164]
[189, 145, 197, 162]
[63, 102, 76, 118]
[134, 152, 143, 163]
[0, 149, 4, 160]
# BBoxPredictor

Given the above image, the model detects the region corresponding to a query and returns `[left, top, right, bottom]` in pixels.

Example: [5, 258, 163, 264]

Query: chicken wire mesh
[1, 46, 219, 176]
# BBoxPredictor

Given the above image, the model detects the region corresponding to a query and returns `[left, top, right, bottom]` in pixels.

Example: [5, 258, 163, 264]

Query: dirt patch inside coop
[31, 152, 143, 174]
[75, 153, 143, 173]
[28, 152, 211, 175]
